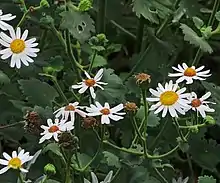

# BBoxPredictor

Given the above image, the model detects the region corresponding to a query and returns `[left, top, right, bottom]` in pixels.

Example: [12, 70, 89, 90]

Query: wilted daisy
[72, 68, 108, 99]
[54, 102, 87, 123]
[0, 27, 40, 69]
[0, 10, 16, 31]
[39, 118, 74, 144]
[186, 92, 215, 118]
[168, 63, 211, 84]
[86, 101, 126, 124]
[0, 149, 33, 174]
[146, 80, 190, 117]
[84, 170, 113, 183]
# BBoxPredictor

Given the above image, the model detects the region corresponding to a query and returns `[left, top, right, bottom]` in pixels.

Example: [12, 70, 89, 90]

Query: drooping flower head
[39, 118, 74, 144]
[0, 10, 16, 31]
[53, 102, 87, 123]
[186, 92, 215, 118]
[146, 80, 190, 117]
[168, 63, 211, 84]
[86, 101, 125, 124]
[0, 27, 40, 69]
[72, 68, 108, 99]
[0, 149, 33, 174]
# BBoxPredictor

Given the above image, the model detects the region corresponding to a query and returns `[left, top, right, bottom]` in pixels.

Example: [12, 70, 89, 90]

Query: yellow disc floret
[160, 91, 179, 106]
[10, 39, 25, 54]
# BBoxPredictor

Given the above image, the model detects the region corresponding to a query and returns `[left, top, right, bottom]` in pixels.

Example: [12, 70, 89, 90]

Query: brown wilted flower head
[58, 132, 79, 151]
[24, 111, 42, 135]
[82, 117, 99, 129]
[135, 73, 151, 85]
[124, 102, 138, 112]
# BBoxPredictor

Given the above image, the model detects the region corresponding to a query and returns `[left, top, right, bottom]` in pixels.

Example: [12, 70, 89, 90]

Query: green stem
[16, 10, 29, 28]
[174, 118, 187, 142]
[149, 119, 169, 150]
[186, 153, 194, 183]
[18, 173, 24, 183]
[131, 118, 145, 146]
[154, 168, 168, 183]
[110, 20, 136, 39]
[39, 29, 48, 50]
[131, 115, 144, 141]
[39, 73, 69, 104]
[142, 89, 149, 156]
[88, 50, 97, 74]
[66, 31, 82, 80]
[97, 0, 106, 33]
[0, 121, 25, 130]
[192, 0, 220, 66]
[179, 123, 206, 129]
[135, 16, 145, 52]
[51, 25, 67, 49]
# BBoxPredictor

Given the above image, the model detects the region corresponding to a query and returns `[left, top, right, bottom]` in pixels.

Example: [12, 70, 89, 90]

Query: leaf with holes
[18, 79, 58, 107]
[60, 8, 95, 43]
[133, 0, 172, 24]
[180, 23, 213, 53]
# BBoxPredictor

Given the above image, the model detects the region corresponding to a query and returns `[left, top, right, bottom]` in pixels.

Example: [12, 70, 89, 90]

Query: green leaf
[136, 107, 160, 127]
[45, 56, 64, 72]
[45, 180, 61, 183]
[103, 151, 121, 168]
[96, 68, 126, 104]
[60, 7, 95, 43]
[193, 17, 204, 29]
[0, 70, 10, 84]
[89, 55, 107, 68]
[72, 153, 92, 168]
[198, 176, 216, 183]
[180, 23, 213, 53]
[18, 78, 59, 107]
[42, 143, 63, 158]
[133, 0, 172, 24]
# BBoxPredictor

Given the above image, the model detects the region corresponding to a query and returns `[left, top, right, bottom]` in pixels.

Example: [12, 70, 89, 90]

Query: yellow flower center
[85, 79, 96, 87]
[160, 91, 179, 106]
[48, 125, 59, 133]
[65, 105, 75, 111]
[191, 99, 202, 108]
[10, 39, 25, 54]
[8, 157, 21, 169]
[100, 108, 110, 115]
[184, 68, 196, 77]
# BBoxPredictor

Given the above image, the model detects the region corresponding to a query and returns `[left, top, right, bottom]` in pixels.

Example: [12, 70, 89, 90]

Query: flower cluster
[38, 68, 125, 144]
[0, 10, 39, 69]
[147, 63, 215, 118]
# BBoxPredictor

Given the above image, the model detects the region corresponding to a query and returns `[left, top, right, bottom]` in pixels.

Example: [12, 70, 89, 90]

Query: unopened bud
[78, 0, 92, 11]
[44, 163, 56, 175]
[124, 102, 138, 113]
[40, 0, 50, 8]
[82, 117, 99, 129]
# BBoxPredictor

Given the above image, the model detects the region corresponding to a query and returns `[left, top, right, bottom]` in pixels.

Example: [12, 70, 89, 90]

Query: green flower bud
[78, 0, 92, 12]
[44, 163, 56, 175]
[190, 126, 199, 133]
[97, 33, 106, 42]
[205, 115, 216, 125]
[40, 0, 50, 8]
[43, 66, 54, 74]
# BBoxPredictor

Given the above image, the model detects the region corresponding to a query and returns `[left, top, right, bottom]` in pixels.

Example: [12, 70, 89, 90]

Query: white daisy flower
[146, 80, 191, 118]
[39, 118, 74, 144]
[86, 101, 126, 124]
[186, 92, 215, 118]
[0, 27, 40, 69]
[84, 170, 113, 183]
[0, 149, 33, 174]
[72, 68, 108, 99]
[0, 10, 16, 31]
[53, 102, 87, 123]
[168, 63, 211, 84]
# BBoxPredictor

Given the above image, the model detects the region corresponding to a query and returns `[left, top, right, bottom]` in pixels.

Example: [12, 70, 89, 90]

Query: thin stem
[97, 0, 106, 33]
[192, 0, 220, 66]
[18, 173, 24, 183]
[88, 50, 97, 74]
[149, 119, 169, 150]
[39, 29, 48, 50]
[16, 10, 29, 28]
[66, 31, 82, 80]
[174, 118, 187, 142]
[186, 153, 194, 183]
[131, 115, 144, 141]
[131, 118, 145, 146]
[154, 168, 168, 183]
[39, 73, 69, 104]
[50, 25, 67, 49]
[179, 123, 206, 129]
[110, 20, 136, 39]
[135, 16, 145, 52]
[0, 121, 25, 129]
